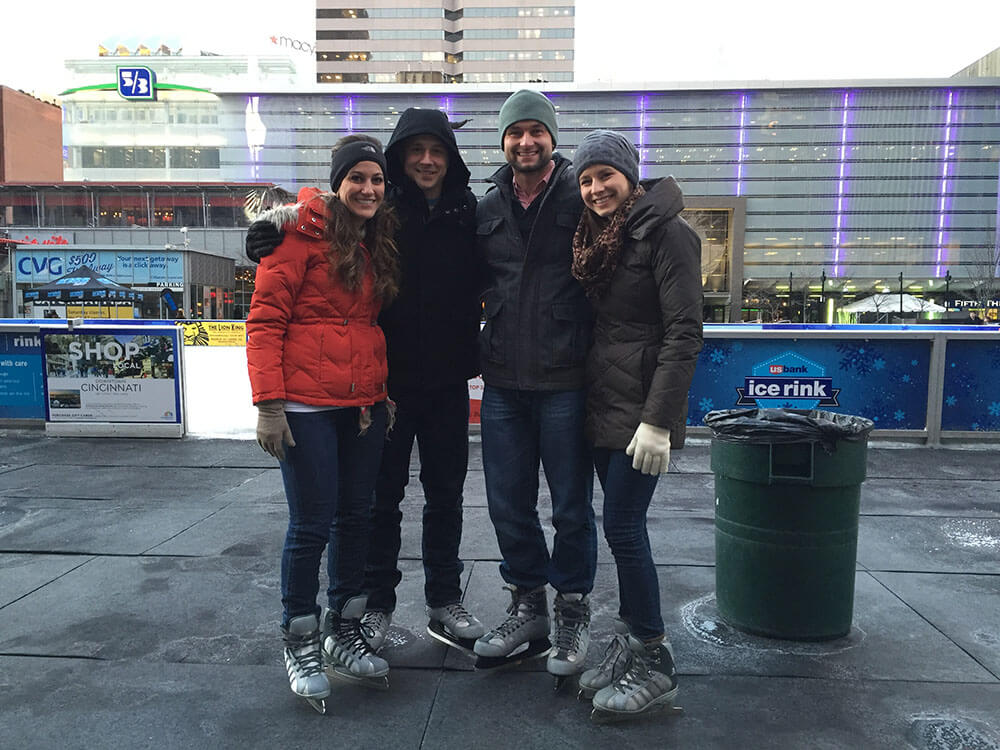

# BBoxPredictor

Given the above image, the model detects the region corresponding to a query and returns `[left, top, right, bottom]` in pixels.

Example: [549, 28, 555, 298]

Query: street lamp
[789, 272, 794, 322]
[944, 270, 952, 308]
[899, 272, 904, 316]
[820, 269, 827, 323]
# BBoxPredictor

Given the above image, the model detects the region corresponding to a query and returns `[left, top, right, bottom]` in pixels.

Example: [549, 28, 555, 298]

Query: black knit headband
[329, 140, 387, 192]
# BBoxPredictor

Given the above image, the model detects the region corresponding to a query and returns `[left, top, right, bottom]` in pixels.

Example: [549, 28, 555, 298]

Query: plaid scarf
[571, 184, 645, 301]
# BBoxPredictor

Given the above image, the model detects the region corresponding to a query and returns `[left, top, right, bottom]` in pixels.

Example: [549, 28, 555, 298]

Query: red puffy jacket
[246, 187, 388, 406]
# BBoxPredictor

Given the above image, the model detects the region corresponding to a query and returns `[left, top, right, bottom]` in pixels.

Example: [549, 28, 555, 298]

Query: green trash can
[704, 408, 874, 641]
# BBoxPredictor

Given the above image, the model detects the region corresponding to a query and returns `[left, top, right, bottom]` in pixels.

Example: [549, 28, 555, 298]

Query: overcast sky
[1, 0, 998, 97]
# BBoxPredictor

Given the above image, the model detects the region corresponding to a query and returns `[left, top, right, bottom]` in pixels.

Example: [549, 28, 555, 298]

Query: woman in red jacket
[246, 135, 400, 712]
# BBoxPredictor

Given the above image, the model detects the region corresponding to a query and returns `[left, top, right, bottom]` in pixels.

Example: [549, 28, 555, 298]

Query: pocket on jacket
[479, 294, 505, 365]
[476, 217, 507, 262]
[545, 302, 592, 369]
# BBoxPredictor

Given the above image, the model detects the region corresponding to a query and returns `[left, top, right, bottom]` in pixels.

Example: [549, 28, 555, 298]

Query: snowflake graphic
[699, 397, 714, 412]
[733, 342, 743, 352]
[837, 342, 880, 376]
[989, 402, 1000, 417]
[873, 358, 886, 371]
[709, 348, 726, 364]
[779, 401, 794, 408]
[894, 410, 905, 422]
[911, 359, 919, 366]
[945, 395, 957, 407]
[901, 374, 911, 383]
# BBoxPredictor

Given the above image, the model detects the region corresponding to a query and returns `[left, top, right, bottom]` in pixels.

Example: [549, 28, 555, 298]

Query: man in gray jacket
[472, 90, 596, 683]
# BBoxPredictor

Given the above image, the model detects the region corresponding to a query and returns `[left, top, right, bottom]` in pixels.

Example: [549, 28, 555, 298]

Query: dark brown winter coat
[584, 177, 703, 449]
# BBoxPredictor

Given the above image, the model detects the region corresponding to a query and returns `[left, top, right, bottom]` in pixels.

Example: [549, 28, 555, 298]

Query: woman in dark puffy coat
[569, 130, 703, 722]
[246, 134, 399, 712]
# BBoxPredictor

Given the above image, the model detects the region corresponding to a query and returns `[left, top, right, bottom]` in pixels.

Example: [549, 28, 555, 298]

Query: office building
[315, 0, 575, 83]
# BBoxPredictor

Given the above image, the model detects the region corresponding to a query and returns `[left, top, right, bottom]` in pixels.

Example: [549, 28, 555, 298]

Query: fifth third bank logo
[735, 351, 840, 408]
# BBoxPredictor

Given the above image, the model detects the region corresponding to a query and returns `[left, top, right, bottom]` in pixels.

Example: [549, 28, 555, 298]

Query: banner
[178, 320, 247, 347]
[941, 339, 1000, 432]
[0, 332, 45, 419]
[688, 337, 932, 430]
[43, 329, 181, 423]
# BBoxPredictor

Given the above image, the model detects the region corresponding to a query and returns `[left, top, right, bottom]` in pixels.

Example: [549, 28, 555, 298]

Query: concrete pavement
[0, 429, 998, 749]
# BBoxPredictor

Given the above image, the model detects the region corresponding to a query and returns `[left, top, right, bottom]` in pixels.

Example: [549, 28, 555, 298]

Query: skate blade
[590, 701, 683, 724]
[426, 622, 478, 657]
[577, 686, 597, 702]
[552, 673, 579, 693]
[474, 638, 552, 671]
[330, 667, 389, 691]
[305, 697, 327, 715]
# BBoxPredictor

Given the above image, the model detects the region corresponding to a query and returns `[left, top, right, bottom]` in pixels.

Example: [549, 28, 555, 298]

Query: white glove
[625, 422, 671, 475]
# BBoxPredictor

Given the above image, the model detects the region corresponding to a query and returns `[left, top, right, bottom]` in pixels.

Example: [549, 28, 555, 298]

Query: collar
[512, 160, 556, 210]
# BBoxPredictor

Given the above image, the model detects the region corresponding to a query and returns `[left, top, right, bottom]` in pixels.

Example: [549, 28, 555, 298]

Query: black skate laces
[440, 602, 474, 625]
[334, 617, 376, 657]
[360, 611, 388, 642]
[596, 633, 632, 677]
[552, 598, 590, 653]
[285, 630, 324, 674]
[489, 589, 543, 639]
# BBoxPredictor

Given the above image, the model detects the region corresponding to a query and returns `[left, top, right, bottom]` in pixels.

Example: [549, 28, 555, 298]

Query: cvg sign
[18, 255, 63, 277]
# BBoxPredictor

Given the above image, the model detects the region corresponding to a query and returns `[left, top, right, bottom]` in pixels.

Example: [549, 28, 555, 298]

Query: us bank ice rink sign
[688, 336, 932, 431]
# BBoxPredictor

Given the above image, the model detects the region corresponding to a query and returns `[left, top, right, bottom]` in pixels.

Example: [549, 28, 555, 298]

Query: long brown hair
[323, 135, 400, 304]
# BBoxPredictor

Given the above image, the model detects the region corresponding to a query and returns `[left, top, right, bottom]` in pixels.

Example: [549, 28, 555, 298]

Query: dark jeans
[480, 385, 596, 594]
[593, 447, 664, 641]
[278, 403, 386, 626]
[364, 384, 469, 611]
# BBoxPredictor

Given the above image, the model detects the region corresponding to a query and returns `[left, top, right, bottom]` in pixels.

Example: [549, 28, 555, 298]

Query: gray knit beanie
[497, 90, 558, 147]
[573, 130, 640, 188]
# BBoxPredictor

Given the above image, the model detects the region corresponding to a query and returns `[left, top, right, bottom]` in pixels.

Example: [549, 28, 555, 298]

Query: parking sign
[117, 66, 156, 101]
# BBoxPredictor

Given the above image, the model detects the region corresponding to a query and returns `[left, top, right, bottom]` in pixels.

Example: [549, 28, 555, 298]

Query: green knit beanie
[497, 89, 558, 147]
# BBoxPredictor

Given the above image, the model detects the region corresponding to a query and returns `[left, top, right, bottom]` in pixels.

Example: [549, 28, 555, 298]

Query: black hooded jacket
[381, 108, 481, 391]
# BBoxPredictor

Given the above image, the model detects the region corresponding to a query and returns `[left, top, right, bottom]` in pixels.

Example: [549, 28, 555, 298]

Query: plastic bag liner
[704, 408, 874, 452]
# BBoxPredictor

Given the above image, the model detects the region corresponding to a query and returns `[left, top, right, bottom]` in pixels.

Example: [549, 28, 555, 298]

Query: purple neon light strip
[736, 94, 747, 197]
[440, 96, 452, 119]
[638, 95, 648, 179]
[346, 96, 355, 133]
[935, 90, 955, 277]
[833, 91, 851, 277]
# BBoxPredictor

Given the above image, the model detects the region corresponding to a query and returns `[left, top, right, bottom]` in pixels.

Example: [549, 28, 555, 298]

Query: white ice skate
[282, 614, 331, 714]
[473, 585, 551, 670]
[426, 602, 485, 656]
[322, 596, 390, 691]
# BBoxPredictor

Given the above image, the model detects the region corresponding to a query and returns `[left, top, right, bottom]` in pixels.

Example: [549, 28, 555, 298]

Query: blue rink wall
[1, 321, 997, 443]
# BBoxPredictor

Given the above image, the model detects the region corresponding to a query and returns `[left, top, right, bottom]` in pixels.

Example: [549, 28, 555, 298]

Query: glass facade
[218, 85, 999, 319]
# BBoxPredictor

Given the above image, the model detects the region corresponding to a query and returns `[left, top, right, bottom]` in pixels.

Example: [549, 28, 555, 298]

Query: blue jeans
[593, 447, 663, 641]
[278, 403, 386, 626]
[364, 384, 469, 611]
[481, 385, 596, 594]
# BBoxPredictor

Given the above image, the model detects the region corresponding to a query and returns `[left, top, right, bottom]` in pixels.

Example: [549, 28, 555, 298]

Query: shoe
[322, 596, 390, 686]
[591, 635, 679, 720]
[282, 614, 330, 713]
[578, 619, 631, 699]
[547, 592, 591, 677]
[473, 585, 550, 659]
[428, 602, 485, 641]
[360, 609, 392, 651]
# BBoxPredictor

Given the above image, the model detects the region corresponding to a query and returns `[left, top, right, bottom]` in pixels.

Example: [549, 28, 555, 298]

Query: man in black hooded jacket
[244, 108, 485, 654]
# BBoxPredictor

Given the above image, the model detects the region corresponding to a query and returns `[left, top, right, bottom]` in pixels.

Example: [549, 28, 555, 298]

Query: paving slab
[0, 496, 232, 555]
[657, 566, 995, 683]
[0, 464, 262, 503]
[0, 656, 437, 750]
[871, 571, 1000, 678]
[0, 553, 92, 607]
[861, 477, 1000, 517]
[424, 672, 1000, 750]
[859, 516, 1000, 573]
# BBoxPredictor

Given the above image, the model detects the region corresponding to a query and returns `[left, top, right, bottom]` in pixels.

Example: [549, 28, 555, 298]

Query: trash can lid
[704, 408, 874, 451]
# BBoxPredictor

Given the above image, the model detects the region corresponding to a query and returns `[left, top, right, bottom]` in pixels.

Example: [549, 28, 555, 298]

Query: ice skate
[360, 609, 392, 651]
[473, 585, 551, 670]
[577, 619, 631, 701]
[590, 635, 683, 724]
[282, 614, 331, 714]
[322, 596, 390, 690]
[426, 602, 485, 656]
[548, 592, 591, 691]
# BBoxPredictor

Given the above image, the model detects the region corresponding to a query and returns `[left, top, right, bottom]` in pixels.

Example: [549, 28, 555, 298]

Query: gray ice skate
[426, 602, 485, 656]
[473, 585, 551, 670]
[282, 614, 331, 714]
[590, 635, 683, 723]
[577, 619, 631, 700]
[360, 609, 392, 651]
[322, 596, 390, 690]
[547, 592, 591, 690]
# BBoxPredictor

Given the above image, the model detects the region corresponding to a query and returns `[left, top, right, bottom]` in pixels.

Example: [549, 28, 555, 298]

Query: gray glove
[256, 400, 295, 460]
